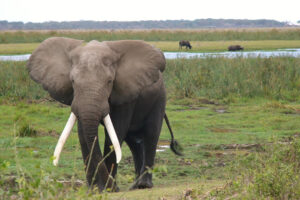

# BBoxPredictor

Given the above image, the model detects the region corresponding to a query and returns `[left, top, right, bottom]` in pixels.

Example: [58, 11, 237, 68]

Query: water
[164, 48, 300, 59]
[0, 54, 30, 61]
[1, 49, 300, 61]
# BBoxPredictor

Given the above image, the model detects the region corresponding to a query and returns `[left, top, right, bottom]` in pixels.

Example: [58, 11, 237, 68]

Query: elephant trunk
[80, 119, 110, 188]
[52, 104, 122, 166]
[74, 99, 121, 162]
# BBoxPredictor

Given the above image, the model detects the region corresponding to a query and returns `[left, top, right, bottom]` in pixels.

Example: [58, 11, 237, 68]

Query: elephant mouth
[52, 112, 122, 166]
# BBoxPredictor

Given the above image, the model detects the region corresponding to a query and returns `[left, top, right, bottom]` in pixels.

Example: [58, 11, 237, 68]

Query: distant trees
[0, 19, 292, 30]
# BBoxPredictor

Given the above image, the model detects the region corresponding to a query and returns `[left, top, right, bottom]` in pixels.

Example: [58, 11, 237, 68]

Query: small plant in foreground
[17, 123, 37, 137]
[206, 138, 300, 199]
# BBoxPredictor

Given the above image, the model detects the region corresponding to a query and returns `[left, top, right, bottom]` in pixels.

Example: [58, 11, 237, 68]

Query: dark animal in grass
[179, 40, 192, 49]
[27, 37, 183, 192]
[228, 45, 244, 51]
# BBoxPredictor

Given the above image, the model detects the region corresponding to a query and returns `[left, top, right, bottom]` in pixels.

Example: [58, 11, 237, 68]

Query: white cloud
[0, 0, 299, 23]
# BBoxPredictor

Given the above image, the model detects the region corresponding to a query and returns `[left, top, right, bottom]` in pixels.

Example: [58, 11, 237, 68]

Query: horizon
[1, 18, 294, 24]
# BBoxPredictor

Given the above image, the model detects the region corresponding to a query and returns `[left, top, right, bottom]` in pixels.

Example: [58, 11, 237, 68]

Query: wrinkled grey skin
[27, 37, 166, 192]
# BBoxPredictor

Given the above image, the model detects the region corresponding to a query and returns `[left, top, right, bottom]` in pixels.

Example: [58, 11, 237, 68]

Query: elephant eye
[107, 79, 113, 85]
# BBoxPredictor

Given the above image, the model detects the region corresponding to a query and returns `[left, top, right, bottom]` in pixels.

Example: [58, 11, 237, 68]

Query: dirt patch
[37, 130, 60, 137]
[219, 143, 262, 150]
[157, 140, 170, 146]
[213, 106, 228, 114]
[209, 127, 238, 133]
[157, 140, 170, 152]
[174, 106, 208, 112]
[199, 98, 217, 105]
[56, 179, 85, 188]
[282, 132, 300, 142]
[196, 143, 263, 150]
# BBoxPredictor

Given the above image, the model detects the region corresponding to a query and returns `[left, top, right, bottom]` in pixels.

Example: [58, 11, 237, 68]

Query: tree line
[0, 19, 291, 30]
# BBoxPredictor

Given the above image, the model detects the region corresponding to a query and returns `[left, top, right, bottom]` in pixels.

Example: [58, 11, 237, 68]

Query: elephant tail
[164, 113, 183, 156]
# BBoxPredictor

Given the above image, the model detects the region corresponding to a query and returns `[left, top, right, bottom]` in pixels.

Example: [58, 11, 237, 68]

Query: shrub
[17, 123, 37, 137]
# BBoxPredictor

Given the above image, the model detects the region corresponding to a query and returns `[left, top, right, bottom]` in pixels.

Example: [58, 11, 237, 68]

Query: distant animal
[228, 45, 244, 51]
[179, 40, 192, 49]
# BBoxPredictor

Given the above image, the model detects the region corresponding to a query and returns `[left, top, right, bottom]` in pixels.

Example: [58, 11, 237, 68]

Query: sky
[1, 0, 300, 24]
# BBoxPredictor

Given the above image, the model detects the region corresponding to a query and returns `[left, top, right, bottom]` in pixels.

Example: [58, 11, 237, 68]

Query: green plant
[17, 123, 37, 137]
[207, 138, 300, 199]
[1, 29, 300, 44]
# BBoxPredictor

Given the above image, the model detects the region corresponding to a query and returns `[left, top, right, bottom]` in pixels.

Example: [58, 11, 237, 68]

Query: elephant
[228, 45, 244, 51]
[179, 40, 192, 50]
[27, 37, 182, 192]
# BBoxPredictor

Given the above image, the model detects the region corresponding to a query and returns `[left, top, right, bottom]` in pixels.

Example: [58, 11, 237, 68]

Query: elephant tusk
[103, 114, 122, 163]
[53, 112, 77, 166]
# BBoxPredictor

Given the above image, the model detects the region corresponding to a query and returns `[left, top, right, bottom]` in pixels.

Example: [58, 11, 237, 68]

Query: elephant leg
[103, 103, 136, 187]
[125, 133, 145, 178]
[130, 110, 164, 189]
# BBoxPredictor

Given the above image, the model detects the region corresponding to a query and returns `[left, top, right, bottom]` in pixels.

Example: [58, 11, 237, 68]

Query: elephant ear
[27, 37, 83, 105]
[106, 40, 166, 105]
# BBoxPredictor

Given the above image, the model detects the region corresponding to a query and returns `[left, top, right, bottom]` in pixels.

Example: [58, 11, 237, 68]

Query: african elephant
[179, 40, 192, 50]
[27, 37, 182, 192]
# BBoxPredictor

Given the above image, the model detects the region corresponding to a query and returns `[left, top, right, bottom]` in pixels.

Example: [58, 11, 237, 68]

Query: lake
[1, 49, 300, 61]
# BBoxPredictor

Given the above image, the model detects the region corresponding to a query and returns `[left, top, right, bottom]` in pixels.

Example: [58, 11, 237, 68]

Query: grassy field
[2, 57, 300, 102]
[1, 40, 300, 55]
[1, 28, 300, 43]
[1, 28, 300, 54]
[1, 58, 300, 199]
[2, 99, 300, 199]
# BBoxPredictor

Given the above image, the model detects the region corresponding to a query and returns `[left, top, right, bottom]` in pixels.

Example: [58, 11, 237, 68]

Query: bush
[17, 123, 37, 137]
[207, 138, 300, 199]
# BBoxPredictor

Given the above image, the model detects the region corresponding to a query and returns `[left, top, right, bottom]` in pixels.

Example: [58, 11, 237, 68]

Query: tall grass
[1, 57, 300, 103]
[0, 61, 47, 101]
[206, 138, 300, 199]
[1, 28, 300, 43]
[164, 57, 300, 102]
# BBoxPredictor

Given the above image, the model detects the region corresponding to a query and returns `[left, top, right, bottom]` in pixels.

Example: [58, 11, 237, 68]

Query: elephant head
[27, 37, 166, 191]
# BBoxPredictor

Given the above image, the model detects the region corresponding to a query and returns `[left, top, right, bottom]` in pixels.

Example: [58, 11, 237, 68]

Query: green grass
[165, 57, 300, 102]
[1, 99, 300, 199]
[1, 58, 300, 198]
[0, 61, 47, 101]
[206, 137, 300, 199]
[2, 40, 300, 54]
[1, 28, 300, 44]
[2, 57, 300, 103]
[0, 43, 39, 55]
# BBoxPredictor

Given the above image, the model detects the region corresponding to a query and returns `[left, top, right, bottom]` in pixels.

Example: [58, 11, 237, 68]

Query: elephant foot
[130, 175, 153, 190]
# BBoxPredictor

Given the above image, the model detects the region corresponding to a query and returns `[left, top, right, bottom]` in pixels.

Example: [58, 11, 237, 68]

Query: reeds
[1, 57, 300, 103]
[164, 57, 300, 101]
[0, 61, 46, 101]
[1, 28, 300, 43]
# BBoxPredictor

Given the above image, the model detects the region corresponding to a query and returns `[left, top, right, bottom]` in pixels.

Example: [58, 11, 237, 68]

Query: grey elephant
[27, 37, 182, 192]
